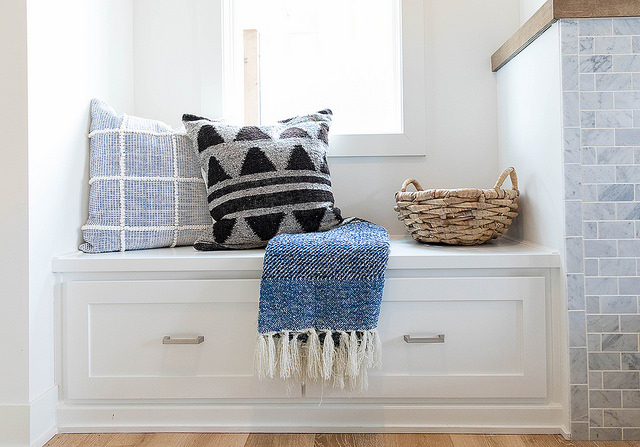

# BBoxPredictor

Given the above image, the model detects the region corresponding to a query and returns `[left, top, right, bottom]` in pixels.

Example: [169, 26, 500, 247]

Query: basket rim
[398, 169, 519, 195]
[396, 186, 518, 194]
[395, 188, 520, 201]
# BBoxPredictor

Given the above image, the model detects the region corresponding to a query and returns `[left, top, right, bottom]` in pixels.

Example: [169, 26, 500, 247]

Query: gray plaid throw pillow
[80, 99, 213, 253]
[182, 110, 343, 250]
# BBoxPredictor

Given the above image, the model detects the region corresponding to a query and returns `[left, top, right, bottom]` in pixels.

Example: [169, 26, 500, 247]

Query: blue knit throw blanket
[255, 220, 390, 391]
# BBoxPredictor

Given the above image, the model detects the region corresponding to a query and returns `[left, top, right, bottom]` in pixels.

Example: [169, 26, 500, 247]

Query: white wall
[17, 1, 134, 444]
[496, 23, 563, 250]
[133, 0, 223, 127]
[132, 0, 521, 234]
[495, 24, 567, 432]
[27, 0, 134, 401]
[0, 1, 31, 445]
[520, 0, 547, 25]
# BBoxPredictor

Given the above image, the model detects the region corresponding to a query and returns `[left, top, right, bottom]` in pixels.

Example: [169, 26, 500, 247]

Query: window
[222, 0, 425, 156]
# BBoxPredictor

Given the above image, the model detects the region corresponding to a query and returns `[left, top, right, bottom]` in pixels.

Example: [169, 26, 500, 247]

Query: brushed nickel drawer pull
[404, 334, 445, 344]
[162, 335, 205, 345]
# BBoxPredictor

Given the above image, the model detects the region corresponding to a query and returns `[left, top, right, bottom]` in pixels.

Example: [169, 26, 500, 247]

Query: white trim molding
[29, 386, 58, 447]
[0, 386, 58, 447]
[222, 0, 426, 157]
[57, 401, 565, 434]
[330, 0, 426, 157]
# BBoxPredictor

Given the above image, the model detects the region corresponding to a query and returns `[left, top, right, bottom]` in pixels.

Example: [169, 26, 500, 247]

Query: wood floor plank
[43, 434, 65, 447]
[47, 433, 250, 447]
[44, 433, 639, 447]
[381, 433, 455, 447]
[519, 434, 566, 447]
[244, 433, 315, 447]
[84, 433, 117, 447]
[485, 435, 529, 447]
[183, 433, 249, 447]
[86, 434, 119, 447]
[128, 432, 192, 447]
[314, 433, 381, 447]
[104, 433, 149, 447]
[450, 434, 491, 447]
[519, 434, 590, 447]
[43, 434, 69, 447]
[106, 433, 215, 447]
[45, 433, 116, 447]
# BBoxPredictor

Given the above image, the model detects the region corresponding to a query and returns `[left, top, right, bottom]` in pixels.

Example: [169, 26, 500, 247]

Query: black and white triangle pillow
[182, 110, 343, 250]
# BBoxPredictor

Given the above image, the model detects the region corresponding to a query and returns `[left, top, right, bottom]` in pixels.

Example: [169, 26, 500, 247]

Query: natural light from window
[225, 0, 403, 135]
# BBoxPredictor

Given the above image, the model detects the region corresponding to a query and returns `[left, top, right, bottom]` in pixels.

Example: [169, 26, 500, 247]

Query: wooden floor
[43, 433, 640, 447]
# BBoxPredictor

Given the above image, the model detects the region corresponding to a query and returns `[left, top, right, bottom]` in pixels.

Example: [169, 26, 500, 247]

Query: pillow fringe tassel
[279, 330, 291, 379]
[372, 330, 382, 368]
[346, 330, 359, 380]
[290, 333, 301, 381]
[307, 328, 322, 381]
[255, 328, 381, 391]
[266, 333, 277, 378]
[334, 331, 349, 389]
[321, 330, 334, 381]
[254, 334, 269, 380]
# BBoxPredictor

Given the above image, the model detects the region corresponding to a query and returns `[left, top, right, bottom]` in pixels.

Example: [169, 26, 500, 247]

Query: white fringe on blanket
[255, 328, 382, 392]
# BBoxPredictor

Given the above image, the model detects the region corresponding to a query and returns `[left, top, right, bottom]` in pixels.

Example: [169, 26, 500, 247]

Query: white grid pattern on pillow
[80, 100, 212, 253]
[119, 113, 127, 251]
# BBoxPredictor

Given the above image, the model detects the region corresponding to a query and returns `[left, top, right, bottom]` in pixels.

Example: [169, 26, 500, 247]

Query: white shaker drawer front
[63, 279, 297, 400]
[307, 276, 548, 399]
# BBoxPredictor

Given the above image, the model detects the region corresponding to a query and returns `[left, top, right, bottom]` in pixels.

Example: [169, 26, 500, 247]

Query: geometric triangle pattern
[182, 109, 343, 250]
[286, 145, 316, 171]
[240, 147, 277, 176]
[235, 126, 272, 141]
[280, 127, 311, 139]
[197, 125, 225, 151]
[213, 217, 236, 244]
[225, 217, 254, 246]
[246, 212, 286, 241]
[207, 156, 232, 187]
[183, 113, 209, 122]
[293, 208, 326, 233]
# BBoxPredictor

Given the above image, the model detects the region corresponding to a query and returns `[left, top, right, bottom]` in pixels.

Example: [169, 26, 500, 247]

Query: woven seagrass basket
[394, 167, 519, 245]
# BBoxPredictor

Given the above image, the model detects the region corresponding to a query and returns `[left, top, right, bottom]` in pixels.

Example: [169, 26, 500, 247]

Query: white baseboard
[29, 386, 58, 447]
[0, 386, 58, 447]
[58, 401, 565, 434]
[31, 427, 58, 447]
[30, 386, 58, 447]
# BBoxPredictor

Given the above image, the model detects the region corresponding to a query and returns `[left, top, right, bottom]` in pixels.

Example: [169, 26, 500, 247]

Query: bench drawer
[306, 276, 548, 399]
[63, 279, 297, 400]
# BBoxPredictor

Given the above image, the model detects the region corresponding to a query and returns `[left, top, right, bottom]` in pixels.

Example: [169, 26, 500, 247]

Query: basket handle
[401, 178, 424, 192]
[494, 167, 518, 191]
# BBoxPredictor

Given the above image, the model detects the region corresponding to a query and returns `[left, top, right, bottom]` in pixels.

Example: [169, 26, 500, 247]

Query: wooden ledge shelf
[491, 1, 555, 72]
[492, 0, 640, 72]
[555, 0, 640, 19]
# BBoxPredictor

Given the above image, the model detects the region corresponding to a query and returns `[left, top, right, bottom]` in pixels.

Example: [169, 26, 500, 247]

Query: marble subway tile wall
[563, 18, 640, 441]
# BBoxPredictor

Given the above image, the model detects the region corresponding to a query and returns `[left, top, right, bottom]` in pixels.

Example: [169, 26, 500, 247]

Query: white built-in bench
[52, 237, 567, 435]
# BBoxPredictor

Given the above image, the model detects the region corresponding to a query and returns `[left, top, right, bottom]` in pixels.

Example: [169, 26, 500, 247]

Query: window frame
[221, 0, 426, 157]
